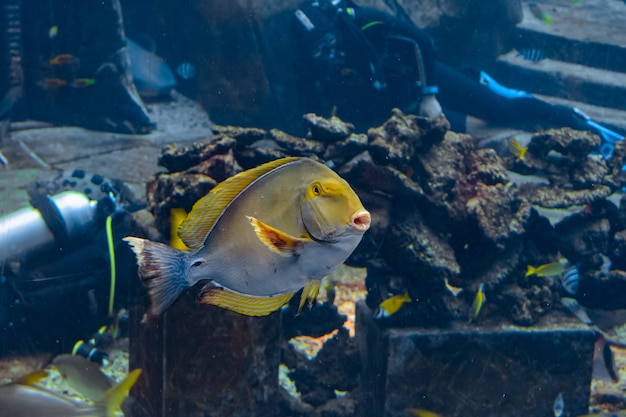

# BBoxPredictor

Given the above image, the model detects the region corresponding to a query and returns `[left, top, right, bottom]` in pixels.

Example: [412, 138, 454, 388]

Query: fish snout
[350, 210, 371, 232]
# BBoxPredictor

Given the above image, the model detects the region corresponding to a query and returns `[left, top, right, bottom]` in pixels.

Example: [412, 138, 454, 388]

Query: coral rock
[303, 113, 355, 142]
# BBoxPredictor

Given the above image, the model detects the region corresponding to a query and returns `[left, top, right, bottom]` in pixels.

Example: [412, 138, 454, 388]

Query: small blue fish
[553, 392, 564, 417]
[561, 297, 593, 325]
[517, 48, 545, 63]
[175, 62, 197, 80]
[561, 266, 579, 295]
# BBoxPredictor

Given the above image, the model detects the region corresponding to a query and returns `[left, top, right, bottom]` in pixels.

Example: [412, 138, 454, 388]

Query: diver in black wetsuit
[291, 0, 624, 157]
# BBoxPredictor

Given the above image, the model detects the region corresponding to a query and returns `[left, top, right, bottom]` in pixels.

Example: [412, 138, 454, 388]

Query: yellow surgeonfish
[375, 292, 411, 318]
[125, 157, 370, 321]
[508, 136, 528, 160]
[526, 260, 567, 277]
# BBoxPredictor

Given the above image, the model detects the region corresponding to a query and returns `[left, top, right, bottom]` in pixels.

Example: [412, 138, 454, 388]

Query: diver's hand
[419, 94, 442, 118]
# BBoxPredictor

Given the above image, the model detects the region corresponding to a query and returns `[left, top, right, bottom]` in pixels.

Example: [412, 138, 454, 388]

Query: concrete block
[356, 301, 595, 417]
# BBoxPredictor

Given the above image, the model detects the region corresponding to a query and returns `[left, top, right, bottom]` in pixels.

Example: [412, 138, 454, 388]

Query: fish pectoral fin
[198, 283, 293, 316]
[247, 216, 310, 257]
[298, 280, 321, 313]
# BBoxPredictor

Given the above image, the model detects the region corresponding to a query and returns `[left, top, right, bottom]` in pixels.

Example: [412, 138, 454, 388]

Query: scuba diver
[291, 0, 624, 158]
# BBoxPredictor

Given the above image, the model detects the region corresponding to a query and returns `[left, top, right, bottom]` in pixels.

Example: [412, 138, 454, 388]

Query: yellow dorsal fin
[98, 368, 142, 417]
[178, 157, 300, 249]
[15, 370, 49, 386]
[298, 280, 322, 313]
[198, 283, 293, 316]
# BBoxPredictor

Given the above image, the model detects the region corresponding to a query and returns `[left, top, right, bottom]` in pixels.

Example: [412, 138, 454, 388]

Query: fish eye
[191, 259, 204, 267]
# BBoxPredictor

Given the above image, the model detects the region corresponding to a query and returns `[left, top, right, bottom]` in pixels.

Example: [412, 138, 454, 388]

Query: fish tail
[525, 265, 536, 277]
[124, 237, 190, 322]
[97, 368, 142, 417]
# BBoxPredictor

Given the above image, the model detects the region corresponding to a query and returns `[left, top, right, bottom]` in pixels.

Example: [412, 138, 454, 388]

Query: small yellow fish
[508, 136, 528, 160]
[408, 409, 442, 417]
[125, 157, 370, 322]
[48, 25, 58, 39]
[375, 292, 411, 318]
[49, 54, 77, 66]
[170, 207, 189, 251]
[526, 260, 567, 277]
[528, 4, 552, 26]
[444, 277, 463, 297]
[542, 12, 552, 26]
[38, 77, 67, 90]
[71, 78, 96, 88]
[468, 283, 485, 323]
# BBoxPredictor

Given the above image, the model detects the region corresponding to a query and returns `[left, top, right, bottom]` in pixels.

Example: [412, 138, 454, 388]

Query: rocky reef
[141, 109, 626, 415]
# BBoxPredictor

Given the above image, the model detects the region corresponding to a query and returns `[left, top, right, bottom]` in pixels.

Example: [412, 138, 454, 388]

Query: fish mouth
[349, 210, 371, 233]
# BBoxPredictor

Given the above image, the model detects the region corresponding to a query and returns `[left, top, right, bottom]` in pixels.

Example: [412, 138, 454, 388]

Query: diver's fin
[178, 157, 300, 249]
[247, 216, 311, 257]
[198, 282, 294, 316]
[97, 369, 142, 417]
[123, 237, 189, 323]
[479, 71, 532, 99]
[298, 280, 322, 313]
[15, 371, 49, 386]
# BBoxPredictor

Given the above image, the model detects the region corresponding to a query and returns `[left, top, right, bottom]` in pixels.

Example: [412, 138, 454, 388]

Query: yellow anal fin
[298, 280, 321, 313]
[247, 216, 309, 257]
[198, 283, 293, 316]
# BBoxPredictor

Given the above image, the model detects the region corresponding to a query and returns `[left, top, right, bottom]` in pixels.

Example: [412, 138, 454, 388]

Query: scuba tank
[0, 191, 99, 272]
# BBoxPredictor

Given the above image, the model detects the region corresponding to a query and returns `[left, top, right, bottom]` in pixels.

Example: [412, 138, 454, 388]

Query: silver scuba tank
[0, 191, 98, 272]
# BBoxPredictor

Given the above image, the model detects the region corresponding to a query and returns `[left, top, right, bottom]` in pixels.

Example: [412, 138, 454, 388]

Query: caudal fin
[124, 236, 190, 323]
